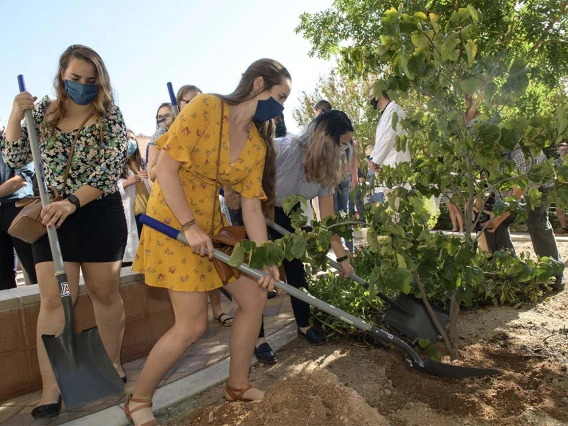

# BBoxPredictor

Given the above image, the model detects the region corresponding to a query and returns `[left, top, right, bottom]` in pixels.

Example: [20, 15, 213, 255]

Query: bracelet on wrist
[181, 220, 196, 232]
[336, 254, 349, 263]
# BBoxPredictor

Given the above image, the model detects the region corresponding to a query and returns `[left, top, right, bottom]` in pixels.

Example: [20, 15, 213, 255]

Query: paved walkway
[0, 293, 294, 426]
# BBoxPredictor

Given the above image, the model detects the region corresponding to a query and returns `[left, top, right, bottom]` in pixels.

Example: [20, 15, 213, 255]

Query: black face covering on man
[370, 98, 379, 110]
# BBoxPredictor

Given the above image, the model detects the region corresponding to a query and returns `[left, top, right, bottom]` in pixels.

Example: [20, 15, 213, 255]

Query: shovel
[265, 218, 449, 343]
[167, 82, 180, 117]
[17, 75, 124, 408]
[140, 214, 500, 379]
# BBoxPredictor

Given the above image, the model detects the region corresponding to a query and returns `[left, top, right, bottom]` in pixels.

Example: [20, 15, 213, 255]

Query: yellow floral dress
[132, 94, 267, 292]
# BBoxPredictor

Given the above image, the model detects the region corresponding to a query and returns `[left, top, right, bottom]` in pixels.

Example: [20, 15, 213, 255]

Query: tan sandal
[124, 393, 161, 426]
[225, 383, 253, 402]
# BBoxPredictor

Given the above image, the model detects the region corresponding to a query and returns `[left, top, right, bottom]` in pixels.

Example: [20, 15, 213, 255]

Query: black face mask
[370, 98, 379, 110]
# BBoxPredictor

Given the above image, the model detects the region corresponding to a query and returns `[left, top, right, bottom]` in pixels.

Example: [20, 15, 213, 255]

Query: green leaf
[465, 39, 478, 67]
[467, 5, 479, 24]
[411, 31, 430, 48]
[413, 11, 427, 21]
[228, 244, 245, 267]
[391, 111, 399, 131]
[382, 7, 400, 36]
[426, 345, 442, 361]
[396, 253, 407, 269]
[557, 107, 568, 142]
[418, 338, 430, 349]
[373, 79, 387, 96]
[461, 77, 480, 95]
[242, 239, 256, 252]
[290, 233, 307, 259]
[499, 128, 517, 150]
[429, 13, 439, 33]
[455, 246, 475, 267]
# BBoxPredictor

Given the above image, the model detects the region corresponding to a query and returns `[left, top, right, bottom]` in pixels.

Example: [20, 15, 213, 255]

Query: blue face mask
[64, 80, 98, 105]
[253, 96, 284, 122]
[127, 139, 138, 155]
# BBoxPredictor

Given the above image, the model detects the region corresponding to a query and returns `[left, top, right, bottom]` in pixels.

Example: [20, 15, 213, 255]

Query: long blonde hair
[302, 110, 354, 188]
[45, 45, 114, 136]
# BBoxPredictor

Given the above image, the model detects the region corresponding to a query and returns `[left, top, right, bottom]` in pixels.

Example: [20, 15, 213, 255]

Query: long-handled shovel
[167, 82, 179, 117]
[140, 214, 500, 379]
[17, 75, 124, 408]
[265, 218, 449, 343]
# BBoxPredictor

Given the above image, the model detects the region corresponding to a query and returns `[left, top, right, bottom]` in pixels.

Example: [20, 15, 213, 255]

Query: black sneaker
[551, 276, 565, 292]
[298, 327, 326, 345]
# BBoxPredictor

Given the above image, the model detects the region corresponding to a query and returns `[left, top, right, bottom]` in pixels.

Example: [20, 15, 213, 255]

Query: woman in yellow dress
[126, 59, 291, 426]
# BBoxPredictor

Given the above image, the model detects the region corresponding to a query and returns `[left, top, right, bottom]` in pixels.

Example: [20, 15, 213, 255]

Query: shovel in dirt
[17, 75, 124, 408]
[167, 82, 180, 117]
[265, 218, 449, 343]
[140, 214, 500, 379]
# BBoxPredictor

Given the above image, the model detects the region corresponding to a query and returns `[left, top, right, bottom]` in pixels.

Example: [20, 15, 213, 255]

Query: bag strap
[61, 111, 94, 195]
[209, 100, 225, 236]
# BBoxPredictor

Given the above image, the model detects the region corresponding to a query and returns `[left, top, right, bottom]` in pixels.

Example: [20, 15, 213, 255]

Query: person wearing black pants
[0, 139, 37, 289]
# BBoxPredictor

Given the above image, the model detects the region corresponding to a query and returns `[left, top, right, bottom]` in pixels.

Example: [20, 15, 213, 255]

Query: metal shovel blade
[384, 293, 450, 342]
[42, 326, 124, 409]
[418, 359, 501, 378]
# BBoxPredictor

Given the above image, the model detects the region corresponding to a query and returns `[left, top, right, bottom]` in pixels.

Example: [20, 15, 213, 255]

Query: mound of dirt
[184, 369, 389, 426]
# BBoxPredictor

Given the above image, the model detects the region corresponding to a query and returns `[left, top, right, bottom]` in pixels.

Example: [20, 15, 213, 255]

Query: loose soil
[163, 240, 568, 426]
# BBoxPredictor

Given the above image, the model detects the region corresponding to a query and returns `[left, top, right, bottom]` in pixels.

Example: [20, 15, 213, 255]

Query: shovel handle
[139, 214, 425, 367]
[167, 82, 180, 117]
[18, 75, 74, 333]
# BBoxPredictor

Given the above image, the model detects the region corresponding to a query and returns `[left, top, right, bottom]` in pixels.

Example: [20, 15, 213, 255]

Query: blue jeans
[367, 168, 384, 203]
[334, 176, 353, 252]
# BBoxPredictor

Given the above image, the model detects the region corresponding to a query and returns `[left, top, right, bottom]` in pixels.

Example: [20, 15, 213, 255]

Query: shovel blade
[42, 326, 124, 409]
[417, 359, 501, 379]
[385, 294, 450, 342]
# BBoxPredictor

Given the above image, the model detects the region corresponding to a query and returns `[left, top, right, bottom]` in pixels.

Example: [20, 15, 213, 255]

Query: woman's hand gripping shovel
[140, 214, 500, 379]
[17, 75, 124, 408]
[265, 218, 449, 343]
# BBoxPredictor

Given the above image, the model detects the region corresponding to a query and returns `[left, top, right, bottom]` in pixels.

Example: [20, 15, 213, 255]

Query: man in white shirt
[368, 89, 411, 203]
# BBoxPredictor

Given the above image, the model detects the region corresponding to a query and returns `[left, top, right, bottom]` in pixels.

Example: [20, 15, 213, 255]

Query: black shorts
[33, 192, 127, 264]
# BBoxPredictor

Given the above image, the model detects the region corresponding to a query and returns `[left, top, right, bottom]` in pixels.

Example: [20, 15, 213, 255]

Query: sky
[0, 0, 336, 136]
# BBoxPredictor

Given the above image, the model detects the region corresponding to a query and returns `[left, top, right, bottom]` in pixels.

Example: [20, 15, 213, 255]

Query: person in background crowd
[3, 44, 128, 419]
[365, 145, 385, 204]
[555, 141, 568, 234]
[368, 89, 411, 203]
[0, 122, 37, 289]
[349, 168, 366, 221]
[118, 130, 150, 265]
[261, 110, 356, 350]
[147, 103, 172, 183]
[128, 59, 291, 426]
[445, 193, 464, 232]
[482, 145, 564, 291]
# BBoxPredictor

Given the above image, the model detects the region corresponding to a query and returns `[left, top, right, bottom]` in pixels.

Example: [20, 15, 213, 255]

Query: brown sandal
[225, 383, 253, 402]
[124, 393, 161, 426]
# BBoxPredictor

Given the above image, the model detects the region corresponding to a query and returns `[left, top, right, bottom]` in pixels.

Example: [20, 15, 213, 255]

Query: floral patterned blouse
[2, 96, 127, 197]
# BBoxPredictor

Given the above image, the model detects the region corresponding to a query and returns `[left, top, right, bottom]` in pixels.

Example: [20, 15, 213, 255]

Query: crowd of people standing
[0, 42, 565, 426]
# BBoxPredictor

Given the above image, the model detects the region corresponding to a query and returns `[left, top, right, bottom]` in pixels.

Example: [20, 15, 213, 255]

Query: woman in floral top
[3, 45, 128, 419]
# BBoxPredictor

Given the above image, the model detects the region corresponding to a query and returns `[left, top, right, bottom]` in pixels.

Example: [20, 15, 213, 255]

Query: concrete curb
[62, 322, 298, 426]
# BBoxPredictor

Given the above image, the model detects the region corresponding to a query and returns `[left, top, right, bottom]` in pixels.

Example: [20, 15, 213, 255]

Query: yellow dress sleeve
[233, 141, 267, 200]
[156, 94, 212, 163]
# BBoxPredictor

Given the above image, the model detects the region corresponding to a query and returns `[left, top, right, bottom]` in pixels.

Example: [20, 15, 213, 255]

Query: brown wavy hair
[216, 58, 291, 217]
[44, 45, 114, 137]
[302, 110, 354, 188]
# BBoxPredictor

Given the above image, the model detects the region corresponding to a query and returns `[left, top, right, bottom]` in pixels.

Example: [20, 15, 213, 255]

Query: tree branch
[412, 272, 454, 356]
